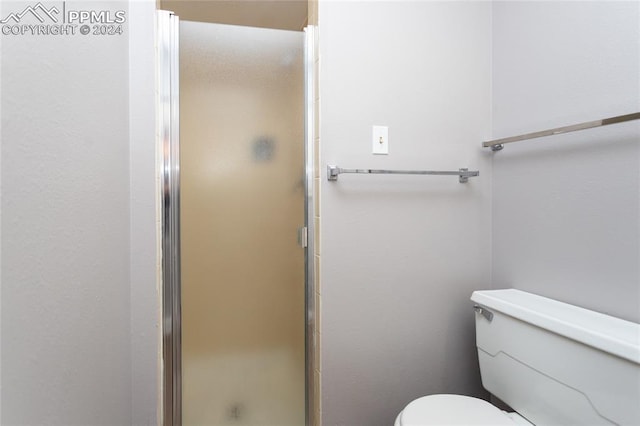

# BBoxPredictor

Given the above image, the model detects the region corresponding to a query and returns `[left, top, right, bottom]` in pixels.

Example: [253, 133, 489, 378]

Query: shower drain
[227, 403, 244, 421]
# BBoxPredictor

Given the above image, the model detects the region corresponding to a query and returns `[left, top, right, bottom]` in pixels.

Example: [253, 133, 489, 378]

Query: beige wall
[179, 21, 306, 425]
[161, 0, 307, 31]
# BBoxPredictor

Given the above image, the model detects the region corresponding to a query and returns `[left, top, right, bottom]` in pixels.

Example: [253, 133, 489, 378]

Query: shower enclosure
[158, 11, 316, 426]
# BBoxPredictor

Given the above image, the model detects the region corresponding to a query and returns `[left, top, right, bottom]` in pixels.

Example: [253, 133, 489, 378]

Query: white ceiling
[160, 0, 308, 31]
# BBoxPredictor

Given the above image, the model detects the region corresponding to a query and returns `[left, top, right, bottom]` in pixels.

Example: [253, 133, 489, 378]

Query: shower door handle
[297, 227, 308, 248]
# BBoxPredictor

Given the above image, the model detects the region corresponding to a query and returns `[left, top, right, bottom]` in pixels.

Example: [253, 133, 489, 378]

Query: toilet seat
[395, 394, 530, 426]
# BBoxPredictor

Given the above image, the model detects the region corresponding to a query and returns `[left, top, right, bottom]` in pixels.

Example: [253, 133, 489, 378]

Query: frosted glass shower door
[179, 21, 305, 426]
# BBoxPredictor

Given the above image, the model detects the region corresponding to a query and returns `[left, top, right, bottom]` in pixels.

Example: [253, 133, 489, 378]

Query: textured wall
[491, 1, 640, 322]
[318, 2, 492, 424]
[129, 0, 160, 424]
[0, 1, 153, 424]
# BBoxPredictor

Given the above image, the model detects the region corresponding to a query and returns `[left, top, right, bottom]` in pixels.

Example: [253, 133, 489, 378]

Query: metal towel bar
[327, 165, 479, 183]
[483, 112, 640, 151]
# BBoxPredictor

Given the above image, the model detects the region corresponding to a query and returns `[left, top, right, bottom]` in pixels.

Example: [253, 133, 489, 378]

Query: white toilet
[395, 289, 640, 425]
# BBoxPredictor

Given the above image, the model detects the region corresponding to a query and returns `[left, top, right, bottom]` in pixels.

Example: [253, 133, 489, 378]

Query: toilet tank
[471, 289, 640, 426]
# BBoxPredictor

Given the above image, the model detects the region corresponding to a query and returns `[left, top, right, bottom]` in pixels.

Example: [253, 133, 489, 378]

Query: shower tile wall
[307, 2, 322, 425]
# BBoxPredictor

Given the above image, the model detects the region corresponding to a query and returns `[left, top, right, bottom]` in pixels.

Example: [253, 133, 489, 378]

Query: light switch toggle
[372, 125, 389, 155]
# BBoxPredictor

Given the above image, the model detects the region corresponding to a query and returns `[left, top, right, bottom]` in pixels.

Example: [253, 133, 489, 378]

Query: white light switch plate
[372, 125, 388, 155]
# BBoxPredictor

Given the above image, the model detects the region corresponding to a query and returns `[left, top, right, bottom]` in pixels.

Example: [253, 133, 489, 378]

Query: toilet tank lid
[471, 289, 640, 365]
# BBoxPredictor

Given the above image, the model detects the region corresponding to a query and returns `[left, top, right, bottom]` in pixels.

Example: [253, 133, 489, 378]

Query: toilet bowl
[394, 289, 640, 426]
[394, 394, 531, 426]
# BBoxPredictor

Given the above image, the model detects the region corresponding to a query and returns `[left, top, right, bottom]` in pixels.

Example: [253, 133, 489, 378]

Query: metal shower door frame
[158, 11, 317, 426]
[303, 24, 318, 426]
[158, 10, 181, 426]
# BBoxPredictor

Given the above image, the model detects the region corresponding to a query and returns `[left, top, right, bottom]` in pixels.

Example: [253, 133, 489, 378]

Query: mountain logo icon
[0, 2, 60, 24]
